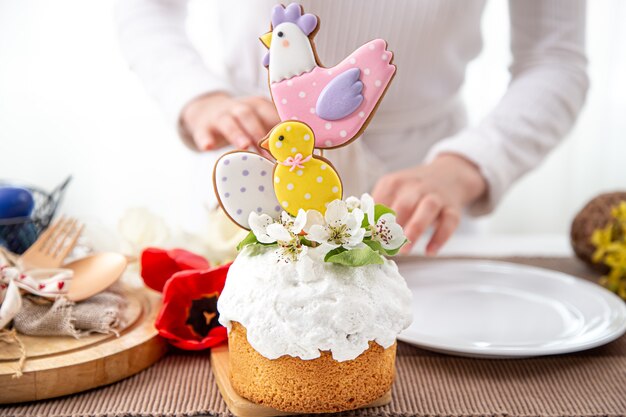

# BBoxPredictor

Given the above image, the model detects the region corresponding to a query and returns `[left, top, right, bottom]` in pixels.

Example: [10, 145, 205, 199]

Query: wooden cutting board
[0, 286, 168, 404]
[210, 345, 392, 417]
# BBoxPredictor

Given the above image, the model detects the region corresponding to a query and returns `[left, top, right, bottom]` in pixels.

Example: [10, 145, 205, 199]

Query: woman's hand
[372, 154, 487, 255]
[181, 93, 280, 151]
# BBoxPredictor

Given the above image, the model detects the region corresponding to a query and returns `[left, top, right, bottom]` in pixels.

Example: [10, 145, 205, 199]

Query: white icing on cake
[218, 245, 413, 362]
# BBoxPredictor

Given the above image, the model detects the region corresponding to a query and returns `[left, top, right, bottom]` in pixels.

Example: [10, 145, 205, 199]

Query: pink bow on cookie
[280, 153, 312, 171]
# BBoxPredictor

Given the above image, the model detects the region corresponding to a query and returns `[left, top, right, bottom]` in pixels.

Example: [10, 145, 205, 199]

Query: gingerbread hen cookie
[260, 3, 396, 149]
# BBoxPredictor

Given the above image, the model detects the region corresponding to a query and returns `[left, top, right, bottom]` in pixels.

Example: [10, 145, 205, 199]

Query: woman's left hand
[372, 154, 487, 255]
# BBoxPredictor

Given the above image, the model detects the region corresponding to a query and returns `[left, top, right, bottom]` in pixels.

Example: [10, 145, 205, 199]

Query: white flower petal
[381, 225, 406, 249]
[360, 193, 375, 225]
[325, 199, 348, 225]
[266, 223, 292, 242]
[344, 215, 357, 231]
[306, 224, 331, 244]
[303, 209, 325, 233]
[345, 196, 361, 210]
[280, 211, 292, 225]
[248, 212, 276, 243]
[379, 213, 398, 224]
[291, 209, 308, 234]
[345, 228, 366, 248]
[317, 242, 340, 254]
[347, 241, 367, 250]
[350, 208, 365, 230]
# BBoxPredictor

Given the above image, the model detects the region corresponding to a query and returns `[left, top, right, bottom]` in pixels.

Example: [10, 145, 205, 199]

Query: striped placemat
[1, 257, 625, 417]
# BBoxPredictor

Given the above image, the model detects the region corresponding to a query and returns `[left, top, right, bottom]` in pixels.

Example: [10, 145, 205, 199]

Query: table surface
[1, 255, 625, 417]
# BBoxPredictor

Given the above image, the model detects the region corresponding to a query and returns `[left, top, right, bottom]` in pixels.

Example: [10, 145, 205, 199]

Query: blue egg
[0, 187, 35, 219]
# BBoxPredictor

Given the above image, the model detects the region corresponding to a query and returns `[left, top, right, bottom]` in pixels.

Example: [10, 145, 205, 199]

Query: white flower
[306, 200, 365, 249]
[249, 210, 308, 262]
[360, 193, 406, 250]
[277, 237, 308, 263]
[249, 210, 307, 244]
[370, 213, 406, 250]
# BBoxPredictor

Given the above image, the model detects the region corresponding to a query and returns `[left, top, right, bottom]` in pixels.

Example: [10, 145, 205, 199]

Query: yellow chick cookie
[260, 121, 342, 216]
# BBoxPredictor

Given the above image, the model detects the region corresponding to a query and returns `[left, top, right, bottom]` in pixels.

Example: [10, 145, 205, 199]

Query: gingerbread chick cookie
[259, 121, 342, 215]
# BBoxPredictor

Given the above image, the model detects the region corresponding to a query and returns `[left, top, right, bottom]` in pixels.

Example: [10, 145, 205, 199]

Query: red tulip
[141, 248, 209, 292]
[154, 263, 231, 350]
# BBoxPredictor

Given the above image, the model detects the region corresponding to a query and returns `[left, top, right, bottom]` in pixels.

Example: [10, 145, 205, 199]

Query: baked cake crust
[228, 321, 396, 413]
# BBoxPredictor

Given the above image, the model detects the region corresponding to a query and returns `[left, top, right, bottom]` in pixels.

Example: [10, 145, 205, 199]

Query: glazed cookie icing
[214, 151, 281, 229]
[267, 22, 317, 84]
[218, 245, 413, 362]
[269, 39, 396, 149]
[261, 121, 342, 216]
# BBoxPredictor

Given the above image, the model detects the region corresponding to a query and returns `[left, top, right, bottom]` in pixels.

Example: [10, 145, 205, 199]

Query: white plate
[397, 260, 626, 358]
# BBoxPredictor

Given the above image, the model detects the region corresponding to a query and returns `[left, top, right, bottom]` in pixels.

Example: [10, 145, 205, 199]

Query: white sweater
[115, 0, 588, 215]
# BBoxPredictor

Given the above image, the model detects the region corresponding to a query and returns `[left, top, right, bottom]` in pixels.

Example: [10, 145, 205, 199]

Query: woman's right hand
[181, 93, 280, 151]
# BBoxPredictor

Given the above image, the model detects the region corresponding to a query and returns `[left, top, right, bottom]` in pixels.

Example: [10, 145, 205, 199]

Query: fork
[21, 217, 84, 269]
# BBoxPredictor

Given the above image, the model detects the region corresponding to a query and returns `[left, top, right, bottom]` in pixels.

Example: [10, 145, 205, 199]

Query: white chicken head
[261, 3, 319, 84]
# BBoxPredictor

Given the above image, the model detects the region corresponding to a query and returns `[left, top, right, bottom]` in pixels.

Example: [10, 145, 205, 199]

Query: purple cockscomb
[262, 3, 318, 67]
[271, 3, 317, 35]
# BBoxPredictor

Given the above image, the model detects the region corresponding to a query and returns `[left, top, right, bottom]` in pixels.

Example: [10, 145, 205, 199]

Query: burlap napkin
[0, 246, 125, 337]
[12, 289, 126, 337]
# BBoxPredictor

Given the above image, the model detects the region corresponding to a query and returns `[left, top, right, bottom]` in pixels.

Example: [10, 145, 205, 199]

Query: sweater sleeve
[114, 0, 237, 123]
[425, 0, 589, 215]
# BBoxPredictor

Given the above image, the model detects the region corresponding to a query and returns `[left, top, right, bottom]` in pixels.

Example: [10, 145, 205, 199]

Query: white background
[0, 1, 624, 246]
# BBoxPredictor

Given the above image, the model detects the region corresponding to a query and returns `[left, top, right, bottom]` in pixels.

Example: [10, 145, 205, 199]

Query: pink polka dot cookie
[260, 3, 396, 149]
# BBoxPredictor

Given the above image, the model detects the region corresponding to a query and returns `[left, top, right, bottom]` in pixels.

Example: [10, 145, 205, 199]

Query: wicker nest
[571, 192, 626, 272]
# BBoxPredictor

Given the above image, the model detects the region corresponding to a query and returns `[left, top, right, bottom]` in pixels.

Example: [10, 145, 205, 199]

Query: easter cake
[212, 3, 412, 413]
[218, 237, 412, 413]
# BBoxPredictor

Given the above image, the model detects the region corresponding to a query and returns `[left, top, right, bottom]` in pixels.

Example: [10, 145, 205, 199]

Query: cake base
[223, 322, 396, 414]
[211, 344, 391, 417]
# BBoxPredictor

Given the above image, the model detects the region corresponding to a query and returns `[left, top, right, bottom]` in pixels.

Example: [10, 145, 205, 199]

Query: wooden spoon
[64, 253, 127, 301]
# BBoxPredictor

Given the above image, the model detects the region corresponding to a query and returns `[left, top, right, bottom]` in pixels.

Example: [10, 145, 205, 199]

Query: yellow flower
[590, 201, 626, 300]
[603, 267, 623, 293]
[591, 225, 614, 263]
[611, 201, 626, 222]
[604, 245, 626, 271]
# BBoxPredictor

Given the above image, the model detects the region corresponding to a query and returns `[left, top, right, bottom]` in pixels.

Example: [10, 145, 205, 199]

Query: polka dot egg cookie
[214, 152, 281, 229]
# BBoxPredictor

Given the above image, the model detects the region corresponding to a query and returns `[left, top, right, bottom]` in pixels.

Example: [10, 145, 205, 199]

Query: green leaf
[325, 246, 384, 267]
[363, 238, 383, 253]
[236, 231, 259, 251]
[300, 236, 315, 247]
[246, 243, 271, 256]
[374, 204, 396, 222]
[361, 216, 370, 229]
[324, 246, 347, 262]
